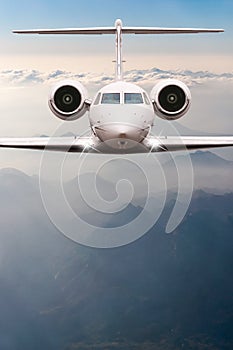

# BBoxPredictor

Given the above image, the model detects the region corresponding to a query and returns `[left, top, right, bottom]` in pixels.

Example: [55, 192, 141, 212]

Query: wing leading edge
[0, 136, 233, 153]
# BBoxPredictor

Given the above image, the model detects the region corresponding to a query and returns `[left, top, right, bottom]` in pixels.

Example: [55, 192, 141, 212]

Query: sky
[0, 0, 233, 71]
[0, 0, 233, 173]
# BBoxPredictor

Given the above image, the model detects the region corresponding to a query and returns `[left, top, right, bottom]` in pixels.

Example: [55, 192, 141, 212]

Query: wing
[0, 136, 99, 153]
[0, 136, 233, 154]
[145, 136, 233, 152]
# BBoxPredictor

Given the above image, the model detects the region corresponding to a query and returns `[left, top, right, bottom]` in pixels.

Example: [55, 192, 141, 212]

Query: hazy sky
[0, 0, 232, 72]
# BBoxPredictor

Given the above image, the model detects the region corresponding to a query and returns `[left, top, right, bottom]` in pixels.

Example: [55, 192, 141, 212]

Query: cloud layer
[1, 67, 233, 88]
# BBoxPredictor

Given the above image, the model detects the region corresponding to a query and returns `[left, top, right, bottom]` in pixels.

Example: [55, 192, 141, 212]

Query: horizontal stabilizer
[13, 27, 224, 35]
[123, 27, 224, 34]
[12, 27, 116, 35]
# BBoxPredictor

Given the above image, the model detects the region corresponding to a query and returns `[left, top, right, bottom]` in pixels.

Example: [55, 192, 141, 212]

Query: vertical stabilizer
[115, 19, 123, 81]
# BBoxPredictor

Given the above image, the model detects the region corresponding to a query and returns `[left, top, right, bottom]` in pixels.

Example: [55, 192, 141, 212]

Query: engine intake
[151, 79, 191, 120]
[49, 80, 88, 121]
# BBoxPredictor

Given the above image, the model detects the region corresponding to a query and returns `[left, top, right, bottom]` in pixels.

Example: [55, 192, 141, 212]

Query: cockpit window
[101, 93, 120, 104]
[124, 93, 143, 104]
[93, 92, 101, 105]
[143, 92, 150, 105]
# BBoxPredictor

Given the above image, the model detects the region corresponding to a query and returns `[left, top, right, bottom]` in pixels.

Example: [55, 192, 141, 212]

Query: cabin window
[124, 93, 143, 104]
[101, 93, 120, 104]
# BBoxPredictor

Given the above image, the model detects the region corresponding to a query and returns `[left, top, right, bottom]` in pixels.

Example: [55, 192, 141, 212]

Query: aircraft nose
[94, 123, 149, 143]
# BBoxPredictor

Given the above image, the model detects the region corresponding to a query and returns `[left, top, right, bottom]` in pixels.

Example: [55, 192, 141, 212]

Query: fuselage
[89, 81, 155, 148]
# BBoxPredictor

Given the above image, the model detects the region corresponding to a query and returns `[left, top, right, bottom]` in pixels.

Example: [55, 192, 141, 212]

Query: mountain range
[0, 151, 232, 350]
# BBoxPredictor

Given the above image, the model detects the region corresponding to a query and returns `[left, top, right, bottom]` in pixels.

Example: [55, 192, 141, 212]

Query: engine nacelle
[49, 80, 89, 121]
[150, 79, 191, 120]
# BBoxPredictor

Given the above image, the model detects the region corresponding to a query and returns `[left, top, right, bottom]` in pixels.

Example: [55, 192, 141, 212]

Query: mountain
[0, 168, 232, 349]
[161, 150, 233, 194]
[189, 150, 233, 167]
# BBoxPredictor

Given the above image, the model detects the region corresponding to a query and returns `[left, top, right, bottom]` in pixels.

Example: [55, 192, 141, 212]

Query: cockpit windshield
[101, 93, 120, 104]
[100, 92, 145, 105]
[124, 93, 143, 104]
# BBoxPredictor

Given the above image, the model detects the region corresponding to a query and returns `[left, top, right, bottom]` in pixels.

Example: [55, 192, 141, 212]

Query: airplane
[1, 18, 233, 154]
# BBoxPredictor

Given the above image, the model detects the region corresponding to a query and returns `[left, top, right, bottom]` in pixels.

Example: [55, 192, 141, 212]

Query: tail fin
[13, 19, 224, 80]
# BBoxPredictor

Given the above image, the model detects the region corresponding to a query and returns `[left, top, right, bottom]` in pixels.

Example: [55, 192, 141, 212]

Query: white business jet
[1, 19, 233, 153]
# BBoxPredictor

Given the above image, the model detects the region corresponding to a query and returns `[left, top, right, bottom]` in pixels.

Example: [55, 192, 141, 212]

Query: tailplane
[13, 19, 224, 81]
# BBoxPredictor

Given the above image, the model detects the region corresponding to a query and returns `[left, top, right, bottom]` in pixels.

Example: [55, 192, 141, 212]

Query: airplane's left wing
[145, 136, 233, 152]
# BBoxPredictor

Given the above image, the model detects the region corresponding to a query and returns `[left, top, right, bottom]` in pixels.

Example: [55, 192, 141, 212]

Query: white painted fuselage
[89, 81, 154, 149]
[89, 20, 154, 151]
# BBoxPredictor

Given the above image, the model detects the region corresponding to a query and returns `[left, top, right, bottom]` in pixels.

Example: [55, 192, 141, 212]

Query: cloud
[1, 67, 233, 88]
[0, 69, 113, 87]
[124, 68, 233, 88]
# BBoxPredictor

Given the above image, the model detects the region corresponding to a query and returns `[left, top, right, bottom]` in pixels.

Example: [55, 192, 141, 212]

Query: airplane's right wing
[0, 136, 98, 153]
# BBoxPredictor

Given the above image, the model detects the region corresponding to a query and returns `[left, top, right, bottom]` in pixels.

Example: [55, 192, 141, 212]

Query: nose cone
[94, 123, 149, 143]
[94, 123, 150, 151]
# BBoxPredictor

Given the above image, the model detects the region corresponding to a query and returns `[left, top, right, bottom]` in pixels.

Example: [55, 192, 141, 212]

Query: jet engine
[49, 80, 89, 121]
[150, 79, 191, 120]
